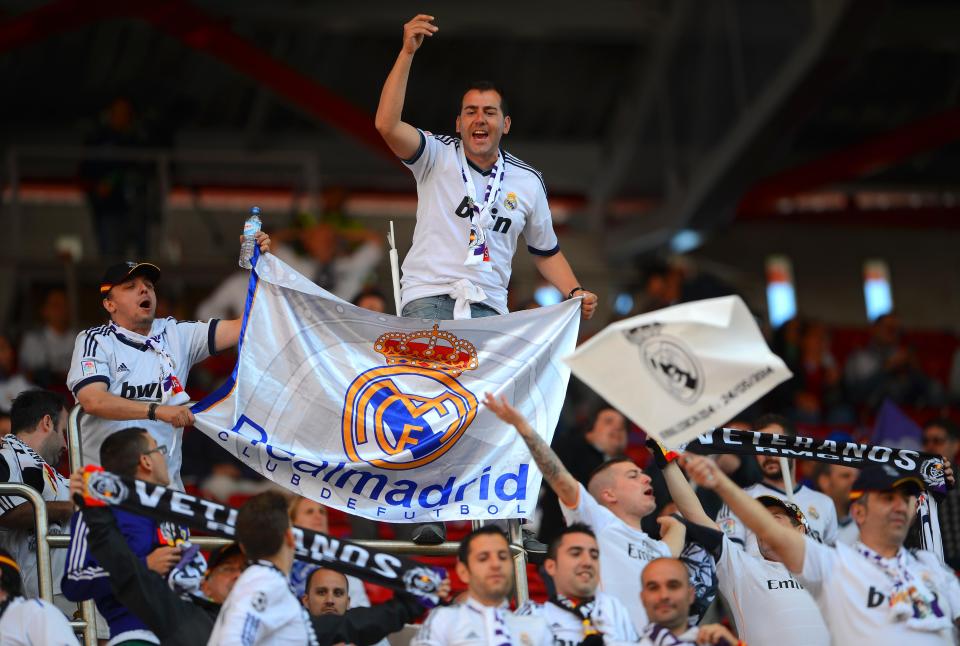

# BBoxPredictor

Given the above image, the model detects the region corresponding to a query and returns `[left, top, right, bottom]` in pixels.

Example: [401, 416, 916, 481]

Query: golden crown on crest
[374, 324, 479, 377]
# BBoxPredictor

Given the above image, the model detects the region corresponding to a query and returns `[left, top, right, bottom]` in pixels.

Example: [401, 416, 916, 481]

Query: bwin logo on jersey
[624, 324, 704, 404]
[342, 325, 479, 471]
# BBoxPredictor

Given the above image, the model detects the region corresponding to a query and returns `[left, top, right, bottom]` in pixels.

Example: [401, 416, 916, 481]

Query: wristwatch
[147, 403, 158, 421]
[566, 286, 584, 300]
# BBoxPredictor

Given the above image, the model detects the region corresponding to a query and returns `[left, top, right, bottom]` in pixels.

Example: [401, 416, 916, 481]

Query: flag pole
[387, 221, 402, 315]
[780, 457, 797, 504]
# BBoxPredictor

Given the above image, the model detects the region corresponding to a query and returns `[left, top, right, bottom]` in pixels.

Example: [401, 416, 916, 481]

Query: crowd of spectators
[1, 221, 959, 643]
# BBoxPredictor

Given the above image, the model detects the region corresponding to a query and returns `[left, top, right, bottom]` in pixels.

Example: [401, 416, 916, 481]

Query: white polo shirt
[400, 131, 560, 315]
[716, 481, 838, 548]
[560, 484, 672, 634]
[800, 538, 960, 645]
[67, 317, 218, 490]
[716, 536, 829, 645]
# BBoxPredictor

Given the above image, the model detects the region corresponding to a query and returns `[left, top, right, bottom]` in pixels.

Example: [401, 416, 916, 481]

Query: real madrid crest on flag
[191, 253, 581, 523]
[343, 325, 480, 470]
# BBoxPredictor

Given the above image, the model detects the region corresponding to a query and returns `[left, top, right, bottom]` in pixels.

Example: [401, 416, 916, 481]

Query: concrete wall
[690, 221, 960, 331]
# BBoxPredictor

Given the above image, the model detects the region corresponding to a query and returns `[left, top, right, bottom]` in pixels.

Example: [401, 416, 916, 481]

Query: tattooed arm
[483, 393, 580, 507]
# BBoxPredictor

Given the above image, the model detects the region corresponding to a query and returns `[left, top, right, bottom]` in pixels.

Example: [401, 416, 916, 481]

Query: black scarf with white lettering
[76, 466, 443, 605]
[684, 428, 949, 496]
[548, 595, 599, 637]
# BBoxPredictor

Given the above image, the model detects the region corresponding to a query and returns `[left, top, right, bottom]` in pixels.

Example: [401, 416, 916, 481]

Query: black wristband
[566, 286, 584, 300]
[147, 403, 158, 421]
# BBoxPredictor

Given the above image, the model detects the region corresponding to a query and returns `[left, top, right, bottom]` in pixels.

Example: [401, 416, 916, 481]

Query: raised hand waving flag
[191, 251, 580, 522]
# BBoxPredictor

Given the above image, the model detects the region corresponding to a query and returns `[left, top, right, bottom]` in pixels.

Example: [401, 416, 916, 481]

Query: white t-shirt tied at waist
[399, 130, 560, 318]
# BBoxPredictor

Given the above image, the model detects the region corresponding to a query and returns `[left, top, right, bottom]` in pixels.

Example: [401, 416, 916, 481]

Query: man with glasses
[923, 418, 960, 570]
[62, 427, 204, 645]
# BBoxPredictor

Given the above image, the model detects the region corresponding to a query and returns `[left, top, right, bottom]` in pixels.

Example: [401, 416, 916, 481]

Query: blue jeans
[401, 295, 500, 320]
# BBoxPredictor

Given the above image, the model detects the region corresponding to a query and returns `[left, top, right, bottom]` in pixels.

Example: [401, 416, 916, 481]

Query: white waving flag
[565, 296, 791, 448]
[192, 252, 580, 522]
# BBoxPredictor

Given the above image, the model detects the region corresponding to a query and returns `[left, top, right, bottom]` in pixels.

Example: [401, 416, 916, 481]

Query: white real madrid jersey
[400, 130, 560, 315]
[208, 562, 316, 646]
[716, 536, 829, 646]
[411, 596, 553, 646]
[801, 539, 960, 646]
[67, 317, 218, 490]
[560, 484, 672, 634]
[716, 481, 838, 548]
[0, 434, 70, 599]
[515, 593, 638, 646]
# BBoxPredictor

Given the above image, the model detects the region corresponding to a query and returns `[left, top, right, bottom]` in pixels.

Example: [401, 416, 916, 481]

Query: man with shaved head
[639, 558, 737, 645]
[484, 394, 712, 634]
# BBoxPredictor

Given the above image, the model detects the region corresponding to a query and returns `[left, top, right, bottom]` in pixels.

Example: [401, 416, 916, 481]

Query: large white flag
[565, 296, 791, 447]
[192, 253, 580, 522]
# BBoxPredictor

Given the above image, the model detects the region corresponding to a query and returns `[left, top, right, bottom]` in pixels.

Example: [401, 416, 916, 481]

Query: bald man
[639, 558, 737, 645]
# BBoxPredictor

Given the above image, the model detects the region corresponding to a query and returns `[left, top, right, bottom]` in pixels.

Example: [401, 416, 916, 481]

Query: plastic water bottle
[238, 206, 262, 269]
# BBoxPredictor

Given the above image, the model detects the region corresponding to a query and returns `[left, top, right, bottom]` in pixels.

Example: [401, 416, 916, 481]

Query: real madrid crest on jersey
[342, 324, 479, 470]
[504, 191, 519, 211]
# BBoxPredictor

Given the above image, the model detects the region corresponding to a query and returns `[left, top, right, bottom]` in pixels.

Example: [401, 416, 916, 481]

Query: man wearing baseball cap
[712, 494, 830, 646]
[685, 454, 960, 645]
[67, 232, 270, 489]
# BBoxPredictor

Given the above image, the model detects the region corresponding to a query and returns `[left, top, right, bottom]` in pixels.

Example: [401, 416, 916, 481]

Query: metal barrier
[56, 404, 530, 643]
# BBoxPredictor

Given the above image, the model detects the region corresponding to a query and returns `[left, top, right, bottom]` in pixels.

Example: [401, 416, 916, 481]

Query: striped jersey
[66, 317, 218, 489]
[0, 433, 70, 599]
[400, 130, 560, 315]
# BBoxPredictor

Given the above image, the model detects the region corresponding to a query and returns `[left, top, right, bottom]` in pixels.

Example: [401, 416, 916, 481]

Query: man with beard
[516, 523, 637, 645]
[412, 526, 552, 646]
[68, 231, 271, 490]
[484, 393, 696, 635]
[685, 454, 960, 645]
[716, 414, 838, 547]
[811, 461, 860, 545]
[0, 389, 73, 610]
[639, 558, 739, 645]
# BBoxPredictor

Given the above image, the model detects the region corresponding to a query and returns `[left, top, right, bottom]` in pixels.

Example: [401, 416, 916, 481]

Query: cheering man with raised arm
[375, 14, 597, 323]
[376, 14, 596, 546]
[684, 453, 960, 645]
[484, 393, 711, 634]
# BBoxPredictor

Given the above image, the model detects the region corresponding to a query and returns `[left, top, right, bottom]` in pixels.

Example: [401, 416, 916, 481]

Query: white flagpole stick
[779, 457, 797, 504]
[387, 221, 402, 315]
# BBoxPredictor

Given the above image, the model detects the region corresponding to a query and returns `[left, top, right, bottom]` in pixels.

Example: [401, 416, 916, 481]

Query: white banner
[192, 253, 580, 522]
[564, 296, 791, 447]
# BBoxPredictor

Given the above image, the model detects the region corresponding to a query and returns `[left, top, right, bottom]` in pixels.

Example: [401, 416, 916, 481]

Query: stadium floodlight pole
[388, 221, 402, 314]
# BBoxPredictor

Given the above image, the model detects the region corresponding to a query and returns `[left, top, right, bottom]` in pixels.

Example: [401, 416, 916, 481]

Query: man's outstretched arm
[374, 14, 437, 159]
[681, 453, 806, 573]
[213, 231, 272, 352]
[484, 393, 579, 507]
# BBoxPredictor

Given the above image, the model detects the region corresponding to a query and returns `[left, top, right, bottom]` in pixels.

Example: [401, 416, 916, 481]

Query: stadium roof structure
[1, 0, 959, 257]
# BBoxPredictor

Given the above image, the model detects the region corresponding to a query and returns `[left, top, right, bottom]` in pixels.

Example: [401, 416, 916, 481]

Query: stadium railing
[47, 404, 530, 644]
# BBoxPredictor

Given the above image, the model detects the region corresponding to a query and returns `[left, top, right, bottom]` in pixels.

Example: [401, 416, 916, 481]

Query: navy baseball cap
[849, 463, 925, 501]
[100, 261, 161, 295]
[205, 542, 243, 574]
